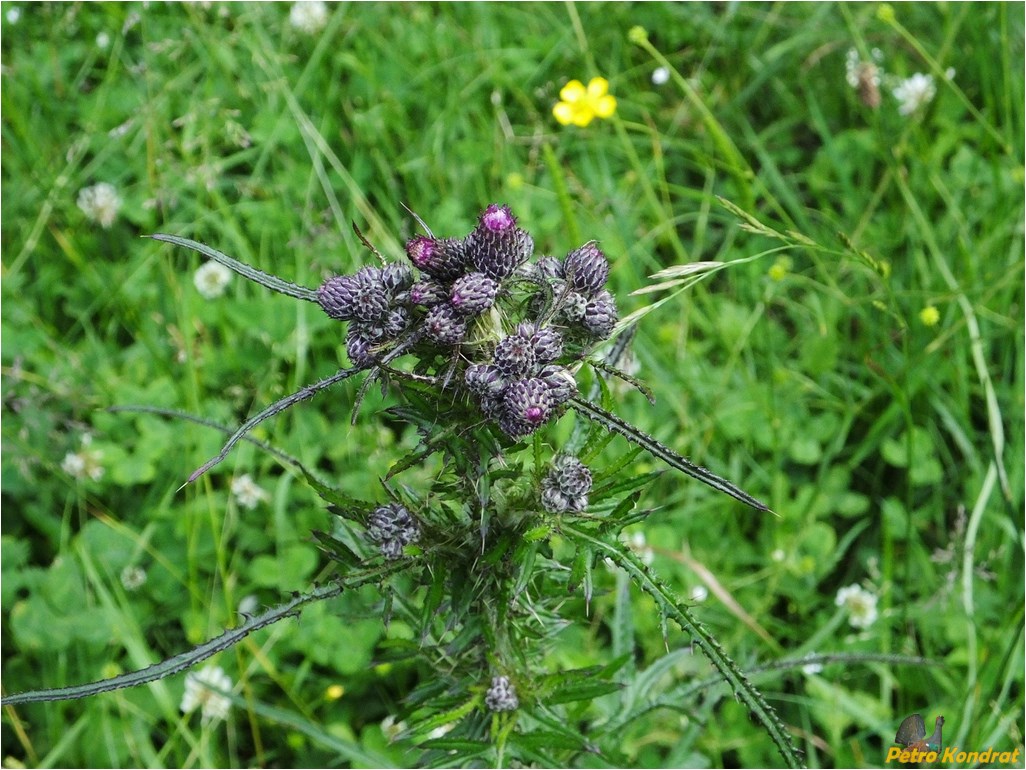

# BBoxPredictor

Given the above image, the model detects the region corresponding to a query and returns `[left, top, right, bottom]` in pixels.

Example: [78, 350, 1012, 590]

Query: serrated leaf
[568, 546, 592, 596]
[301, 466, 376, 514]
[570, 397, 772, 513]
[546, 680, 623, 705]
[510, 730, 589, 751]
[310, 530, 362, 568]
[409, 697, 478, 741]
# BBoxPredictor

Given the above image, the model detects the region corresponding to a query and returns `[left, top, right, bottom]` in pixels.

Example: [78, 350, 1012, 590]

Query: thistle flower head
[423, 304, 467, 346]
[467, 204, 534, 280]
[318, 268, 389, 323]
[541, 455, 592, 512]
[493, 332, 538, 379]
[408, 278, 448, 307]
[484, 675, 519, 712]
[405, 235, 468, 280]
[450, 272, 499, 316]
[582, 290, 618, 339]
[500, 378, 553, 437]
[465, 363, 507, 397]
[367, 502, 421, 560]
[564, 241, 610, 296]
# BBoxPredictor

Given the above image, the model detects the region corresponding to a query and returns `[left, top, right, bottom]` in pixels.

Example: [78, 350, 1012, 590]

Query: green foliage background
[1, 2, 1023, 767]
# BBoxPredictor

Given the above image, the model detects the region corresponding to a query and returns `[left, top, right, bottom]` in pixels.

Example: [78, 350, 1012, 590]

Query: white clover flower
[120, 565, 147, 591]
[651, 66, 670, 85]
[689, 585, 708, 603]
[381, 714, 408, 741]
[76, 182, 122, 228]
[892, 72, 936, 116]
[835, 583, 879, 629]
[96, 31, 111, 49]
[289, 1, 327, 34]
[5, 7, 20, 24]
[231, 474, 269, 509]
[771, 548, 786, 562]
[61, 435, 105, 481]
[802, 660, 824, 675]
[193, 260, 233, 299]
[181, 665, 233, 724]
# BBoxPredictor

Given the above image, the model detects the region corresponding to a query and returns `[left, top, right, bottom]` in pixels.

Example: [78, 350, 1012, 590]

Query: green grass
[2, 2, 1023, 767]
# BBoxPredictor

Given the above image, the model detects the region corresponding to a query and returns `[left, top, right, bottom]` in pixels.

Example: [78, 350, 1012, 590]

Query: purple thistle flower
[408, 279, 449, 307]
[538, 365, 577, 405]
[582, 290, 618, 338]
[493, 332, 537, 379]
[423, 304, 467, 345]
[535, 256, 565, 279]
[346, 326, 376, 367]
[500, 378, 552, 437]
[564, 241, 610, 296]
[318, 267, 390, 323]
[405, 235, 468, 280]
[528, 325, 564, 364]
[467, 204, 534, 280]
[449, 272, 499, 316]
[317, 274, 360, 321]
[465, 363, 507, 397]
[381, 263, 415, 296]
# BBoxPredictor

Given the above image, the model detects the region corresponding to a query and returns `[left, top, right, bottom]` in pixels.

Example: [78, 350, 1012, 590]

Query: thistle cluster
[315, 203, 619, 440]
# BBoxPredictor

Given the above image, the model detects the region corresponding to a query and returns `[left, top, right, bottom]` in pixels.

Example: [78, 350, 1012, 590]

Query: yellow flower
[553, 77, 617, 127]
[919, 305, 940, 327]
[768, 256, 792, 282]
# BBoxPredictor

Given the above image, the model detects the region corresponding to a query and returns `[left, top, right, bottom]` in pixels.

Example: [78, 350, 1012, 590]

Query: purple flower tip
[525, 406, 545, 423]
[406, 235, 436, 268]
[480, 204, 515, 232]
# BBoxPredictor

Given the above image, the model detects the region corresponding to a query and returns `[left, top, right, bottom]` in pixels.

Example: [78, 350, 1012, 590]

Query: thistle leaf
[148, 233, 319, 302]
[569, 396, 772, 513]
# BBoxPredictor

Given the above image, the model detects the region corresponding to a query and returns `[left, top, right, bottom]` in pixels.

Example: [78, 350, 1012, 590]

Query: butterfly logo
[895, 713, 945, 752]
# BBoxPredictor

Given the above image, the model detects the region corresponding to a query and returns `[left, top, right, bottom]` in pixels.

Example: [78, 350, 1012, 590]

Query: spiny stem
[569, 396, 772, 513]
[183, 366, 363, 486]
[147, 234, 319, 302]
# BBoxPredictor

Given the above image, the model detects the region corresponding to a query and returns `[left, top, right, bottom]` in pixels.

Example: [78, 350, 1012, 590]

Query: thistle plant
[3, 204, 804, 767]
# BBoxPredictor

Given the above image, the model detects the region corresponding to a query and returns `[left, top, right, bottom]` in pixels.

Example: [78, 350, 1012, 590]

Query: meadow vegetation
[1, 2, 1023, 767]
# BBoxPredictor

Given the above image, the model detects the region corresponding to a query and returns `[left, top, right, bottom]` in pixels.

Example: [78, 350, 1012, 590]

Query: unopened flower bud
[409, 279, 448, 307]
[485, 676, 519, 712]
[493, 333, 537, 379]
[500, 378, 552, 437]
[366, 503, 421, 561]
[424, 304, 467, 345]
[381, 263, 415, 296]
[564, 241, 610, 296]
[450, 272, 499, 316]
[465, 364, 506, 397]
[346, 326, 376, 367]
[405, 235, 468, 280]
[582, 290, 617, 338]
[467, 204, 534, 280]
